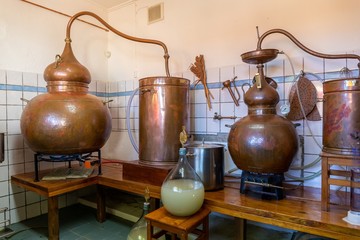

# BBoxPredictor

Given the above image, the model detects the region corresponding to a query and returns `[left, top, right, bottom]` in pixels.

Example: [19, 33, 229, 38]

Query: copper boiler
[228, 65, 298, 173]
[20, 41, 112, 154]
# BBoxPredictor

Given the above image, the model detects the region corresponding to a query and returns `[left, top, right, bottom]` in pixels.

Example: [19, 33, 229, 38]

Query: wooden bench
[11, 160, 360, 240]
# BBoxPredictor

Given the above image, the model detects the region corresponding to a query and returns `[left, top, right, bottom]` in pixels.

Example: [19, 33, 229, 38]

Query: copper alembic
[229, 27, 360, 174]
[20, 11, 172, 155]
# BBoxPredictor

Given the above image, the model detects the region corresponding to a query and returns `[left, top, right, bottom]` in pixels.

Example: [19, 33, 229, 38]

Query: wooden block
[122, 160, 173, 186]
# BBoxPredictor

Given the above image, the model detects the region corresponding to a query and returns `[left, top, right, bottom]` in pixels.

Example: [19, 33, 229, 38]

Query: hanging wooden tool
[190, 55, 214, 110]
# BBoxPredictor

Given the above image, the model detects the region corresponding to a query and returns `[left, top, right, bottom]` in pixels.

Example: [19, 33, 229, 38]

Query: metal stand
[34, 150, 102, 181]
[240, 171, 285, 200]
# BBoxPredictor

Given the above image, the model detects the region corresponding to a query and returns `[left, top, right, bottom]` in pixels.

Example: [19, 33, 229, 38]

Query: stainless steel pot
[186, 143, 224, 191]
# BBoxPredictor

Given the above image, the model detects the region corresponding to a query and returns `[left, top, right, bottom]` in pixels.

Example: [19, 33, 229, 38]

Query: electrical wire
[280, 51, 323, 181]
[280, 51, 322, 149]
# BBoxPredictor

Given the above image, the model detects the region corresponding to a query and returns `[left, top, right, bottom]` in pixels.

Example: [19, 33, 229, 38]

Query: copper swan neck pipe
[66, 11, 171, 77]
[256, 28, 360, 70]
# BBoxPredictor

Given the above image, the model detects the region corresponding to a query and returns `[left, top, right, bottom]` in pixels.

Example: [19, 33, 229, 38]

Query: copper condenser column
[323, 78, 360, 155]
[138, 77, 190, 166]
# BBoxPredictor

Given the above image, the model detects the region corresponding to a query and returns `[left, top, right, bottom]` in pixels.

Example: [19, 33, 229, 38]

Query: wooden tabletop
[11, 161, 360, 240]
[11, 168, 98, 197]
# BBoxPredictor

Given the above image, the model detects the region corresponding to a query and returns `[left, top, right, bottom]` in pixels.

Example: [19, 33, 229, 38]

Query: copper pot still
[323, 78, 360, 155]
[228, 65, 298, 173]
[20, 42, 112, 155]
[138, 77, 190, 165]
[20, 10, 179, 156]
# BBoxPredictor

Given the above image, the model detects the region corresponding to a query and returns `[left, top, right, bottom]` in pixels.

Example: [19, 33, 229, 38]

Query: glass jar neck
[142, 202, 150, 215]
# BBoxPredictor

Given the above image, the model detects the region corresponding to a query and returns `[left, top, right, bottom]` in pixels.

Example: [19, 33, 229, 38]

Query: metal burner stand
[240, 171, 285, 200]
[34, 150, 102, 181]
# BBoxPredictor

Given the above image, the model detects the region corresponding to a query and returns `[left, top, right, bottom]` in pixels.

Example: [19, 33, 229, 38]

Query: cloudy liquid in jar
[161, 179, 204, 216]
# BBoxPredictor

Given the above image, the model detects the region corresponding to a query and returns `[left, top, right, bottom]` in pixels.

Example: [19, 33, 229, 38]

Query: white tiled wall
[0, 58, 355, 224]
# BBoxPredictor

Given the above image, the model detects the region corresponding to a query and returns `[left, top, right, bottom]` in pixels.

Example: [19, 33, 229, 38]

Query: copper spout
[242, 28, 360, 72]
[222, 76, 241, 106]
[257, 29, 360, 62]
[66, 11, 171, 77]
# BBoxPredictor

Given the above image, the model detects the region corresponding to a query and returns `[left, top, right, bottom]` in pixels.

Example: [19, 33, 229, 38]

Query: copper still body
[138, 77, 190, 165]
[228, 65, 298, 173]
[20, 42, 112, 154]
[323, 78, 360, 155]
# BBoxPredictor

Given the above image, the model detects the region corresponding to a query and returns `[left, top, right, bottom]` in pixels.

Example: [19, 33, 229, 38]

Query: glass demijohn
[127, 187, 166, 240]
[161, 147, 205, 217]
[127, 201, 150, 240]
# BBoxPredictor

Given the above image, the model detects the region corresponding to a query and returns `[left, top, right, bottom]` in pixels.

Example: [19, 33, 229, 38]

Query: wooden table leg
[235, 218, 246, 240]
[48, 196, 59, 240]
[97, 185, 106, 223]
[203, 214, 209, 240]
[321, 156, 329, 211]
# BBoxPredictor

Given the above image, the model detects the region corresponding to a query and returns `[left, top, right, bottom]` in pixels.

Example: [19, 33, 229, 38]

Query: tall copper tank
[323, 78, 360, 155]
[138, 77, 190, 165]
[228, 65, 298, 173]
[20, 42, 112, 154]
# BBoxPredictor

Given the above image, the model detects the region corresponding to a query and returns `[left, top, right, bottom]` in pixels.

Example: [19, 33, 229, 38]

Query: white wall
[0, 0, 109, 80]
[107, 0, 360, 81]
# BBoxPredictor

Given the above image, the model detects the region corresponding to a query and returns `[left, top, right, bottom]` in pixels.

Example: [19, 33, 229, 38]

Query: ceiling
[91, 0, 131, 9]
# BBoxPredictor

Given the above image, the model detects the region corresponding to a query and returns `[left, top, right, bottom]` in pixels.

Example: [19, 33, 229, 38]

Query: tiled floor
[3, 203, 330, 240]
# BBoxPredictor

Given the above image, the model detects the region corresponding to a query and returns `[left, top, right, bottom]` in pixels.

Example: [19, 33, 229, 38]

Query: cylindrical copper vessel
[228, 66, 298, 173]
[323, 78, 360, 155]
[139, 77, 190, 165]
[20, 42, 112, 154]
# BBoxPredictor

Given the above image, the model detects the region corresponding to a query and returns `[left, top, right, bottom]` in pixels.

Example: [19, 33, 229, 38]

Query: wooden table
[11, 161, 360, 240]
[11, 169, 98, 239]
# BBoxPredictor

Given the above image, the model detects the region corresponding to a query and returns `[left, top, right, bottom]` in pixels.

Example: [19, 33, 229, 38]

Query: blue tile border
[0, 69, 358, 98]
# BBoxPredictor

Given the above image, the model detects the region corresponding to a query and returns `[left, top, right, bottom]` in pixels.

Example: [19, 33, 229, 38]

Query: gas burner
[240, 171, 285, 200]
[34, 150, 102, 181]
[37, 152, 92, 162]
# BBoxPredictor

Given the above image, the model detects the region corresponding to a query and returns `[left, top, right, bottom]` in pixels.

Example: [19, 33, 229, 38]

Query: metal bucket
[186, 143, 224, 191]
[138, 77, 190, 165]
[323, 78, 360, 155]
